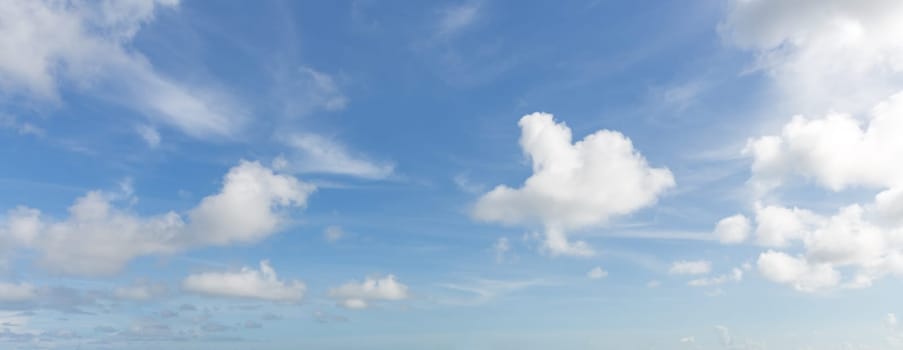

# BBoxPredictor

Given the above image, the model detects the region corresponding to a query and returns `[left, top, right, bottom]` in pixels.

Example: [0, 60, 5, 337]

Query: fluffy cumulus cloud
[182, 260, 305, 302]
[473, 113, 674, 256]
[744, 93, 903, 193]
[730, 94, 903, 291]
[0, 160, 314, 276]
[669, 260, 712, 276]
[714, 214, 751, 244]
[757, 251, 841, 292]
[328, 275, 408, 309]
[717, 0, 903, 293]
[722, 0, 903, 115]
[0, 0, 246, 138]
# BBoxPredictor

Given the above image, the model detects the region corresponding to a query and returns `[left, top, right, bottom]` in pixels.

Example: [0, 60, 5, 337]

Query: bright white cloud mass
[474, 113, 674, 256]
[715, 0, 903, 293]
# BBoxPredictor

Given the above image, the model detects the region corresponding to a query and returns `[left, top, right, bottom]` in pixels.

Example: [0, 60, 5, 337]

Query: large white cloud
[731, 92, 903, 292]
[182, 260, 305, 302]
[473, 113, 674, 256]
[328, 275, 408, 309]
[745, 92, 903, 193]
[0, 0, 246, 138]
[720, 0, 903, 292]
[0, 160, 314, 276]
[722, 0, 903, 115]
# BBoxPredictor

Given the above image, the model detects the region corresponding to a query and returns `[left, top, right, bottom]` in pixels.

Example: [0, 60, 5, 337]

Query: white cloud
[0, 160, 315, 276]
[751, 204, 819, 248]
[473, 113, 674, 256]
[757, 250, 841, 292]
[729, 94, 903, 291]
[722, 1, 903, 293]
[281, 133, 395, 179]
[113, 280, 168, 301]
[0, 0, 246, 138]
[324, 226, 344, 243]
[735, 198, 903, 292]
[182, 260, 305, 302]
[722, 0, 903, 115]
[745, 92, 903, 193]
[669, 260, 712, 275]
[0, 282, 36, 302]
[714, 214, 751, 244]
[688, 268, 743, 287]
[328, 275, 408, 309]
[587, 266, 608, 279]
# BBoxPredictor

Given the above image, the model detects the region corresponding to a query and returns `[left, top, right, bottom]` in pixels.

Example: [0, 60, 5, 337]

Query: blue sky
[2, 0, 903, 349]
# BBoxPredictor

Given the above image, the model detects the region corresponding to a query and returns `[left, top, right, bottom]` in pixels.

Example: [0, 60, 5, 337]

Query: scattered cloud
[729, 94, 903, 291]
[329, 275, 408, 309]
[182, 260, 306, 302]
[473, 113, 674, 256]
[0, 160, 315, 275]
